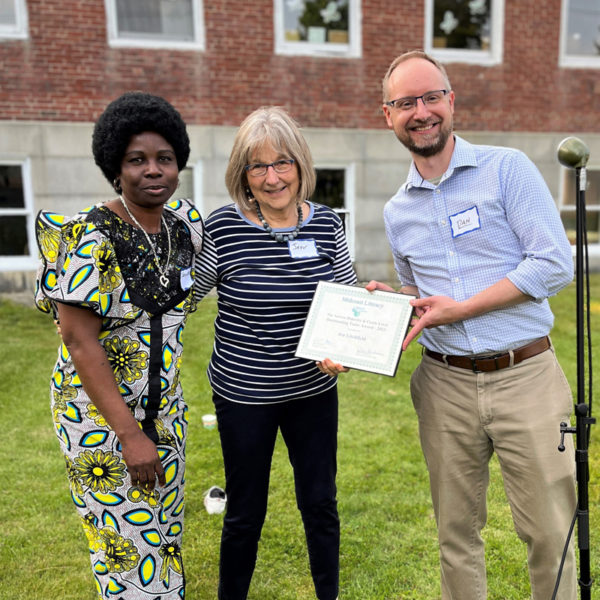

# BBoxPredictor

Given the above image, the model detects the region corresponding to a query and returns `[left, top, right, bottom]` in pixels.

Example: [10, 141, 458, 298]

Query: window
[560, 166, 600, 247]
[105, 0, 205, 50]
[0, 160, 36, 269]
[176, 161, 204, 215]
[313, 165, 355, 259]
[559, 0, 600, 68]
[274, 0, 361, 58]
[0, 0, 28, 39]
[424, 0, 504, 66]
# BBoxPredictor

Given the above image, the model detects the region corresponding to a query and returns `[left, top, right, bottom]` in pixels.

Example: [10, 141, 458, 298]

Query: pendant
[160, 274, 169, 287]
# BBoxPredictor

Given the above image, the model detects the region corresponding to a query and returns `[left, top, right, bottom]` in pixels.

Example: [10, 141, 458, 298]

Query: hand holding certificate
[295, 281, 416, 377]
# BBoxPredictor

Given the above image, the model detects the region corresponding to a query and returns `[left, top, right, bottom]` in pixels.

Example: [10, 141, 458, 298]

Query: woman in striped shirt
[194, 106, 356, 600]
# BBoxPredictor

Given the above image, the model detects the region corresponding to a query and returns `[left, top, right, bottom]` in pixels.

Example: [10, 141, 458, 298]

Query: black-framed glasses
[244, 159, 295, 177]
[385, 89, 449, 111]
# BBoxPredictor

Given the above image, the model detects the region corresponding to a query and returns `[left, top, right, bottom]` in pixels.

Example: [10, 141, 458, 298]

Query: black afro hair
[92, 91, 190, 185]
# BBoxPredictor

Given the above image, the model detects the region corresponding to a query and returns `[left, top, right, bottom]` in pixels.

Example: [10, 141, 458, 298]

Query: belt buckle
[469, 357, 481, 373]
[470, 352, 505, 373]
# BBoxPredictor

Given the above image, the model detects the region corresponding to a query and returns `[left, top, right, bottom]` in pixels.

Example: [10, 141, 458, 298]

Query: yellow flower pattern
[92, 239, 122, 293]
[101, 528, 140, 573]
[87, 403, 108, 427]
[159, 542, 183, 582]
[104, 336, 148, 385]
[154, 418, 176, 448]
[127, 485, 161, 508]
[74, 449, 126, 494]
[65, 455, 85, 497]
[82, 513, 103, 553]
[38, 223, 61, 263]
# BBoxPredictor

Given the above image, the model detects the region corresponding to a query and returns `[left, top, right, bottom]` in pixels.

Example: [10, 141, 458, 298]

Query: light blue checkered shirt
[384, 135, 574, 355]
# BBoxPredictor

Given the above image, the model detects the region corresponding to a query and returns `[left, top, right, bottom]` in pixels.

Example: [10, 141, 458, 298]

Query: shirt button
[441, 219, 446, 225]
[435, 189, 441, 194]
[449, 251, 455, 256]
[473, 337, 478, 342]
[453, 277, 459, 282]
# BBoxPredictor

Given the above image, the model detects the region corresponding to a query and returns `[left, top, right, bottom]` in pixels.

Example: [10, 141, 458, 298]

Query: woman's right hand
[120, 428, 166, 490]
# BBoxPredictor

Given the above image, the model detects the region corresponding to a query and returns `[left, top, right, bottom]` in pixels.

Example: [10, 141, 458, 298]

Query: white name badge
[449, 206, 481, 238]
[288, 239, 319, 258]
[180, 266, 193, 290]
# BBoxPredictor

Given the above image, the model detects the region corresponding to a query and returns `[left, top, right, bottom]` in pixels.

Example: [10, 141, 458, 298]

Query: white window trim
[424, 0, 504, 66]
[314, 162, 356, 260]
[0, 158, 37, 271]
[171, 160, 203, 216]
[190, 159, 204, 216]
[104, 0, 205, 51]
[559, 0, 600, 69]
[274, 0, 362, 59]
[0, 0, 29, 40]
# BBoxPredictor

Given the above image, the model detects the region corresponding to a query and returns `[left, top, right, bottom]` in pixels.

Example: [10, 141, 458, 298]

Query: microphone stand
[557, 137, 595, 599]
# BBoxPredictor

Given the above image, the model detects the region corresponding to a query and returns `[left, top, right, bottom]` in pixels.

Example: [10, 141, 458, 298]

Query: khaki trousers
[410, 347, 577, 600]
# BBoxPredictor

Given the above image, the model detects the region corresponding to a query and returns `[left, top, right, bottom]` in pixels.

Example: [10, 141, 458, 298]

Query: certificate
[295, 281, 416, 377]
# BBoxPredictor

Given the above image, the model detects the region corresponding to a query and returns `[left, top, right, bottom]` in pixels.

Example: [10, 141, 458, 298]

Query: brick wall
[0, 0, 598, 132]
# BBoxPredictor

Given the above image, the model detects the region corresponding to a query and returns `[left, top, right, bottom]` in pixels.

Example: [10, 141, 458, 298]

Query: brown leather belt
[424, 336, 551, 373]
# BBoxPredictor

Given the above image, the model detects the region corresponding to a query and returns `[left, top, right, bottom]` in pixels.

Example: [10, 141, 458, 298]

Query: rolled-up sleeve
[502, 151, 574, 300]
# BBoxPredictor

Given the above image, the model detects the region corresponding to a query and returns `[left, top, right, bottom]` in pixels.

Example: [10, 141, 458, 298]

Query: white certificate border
[296, 281, 416, 377]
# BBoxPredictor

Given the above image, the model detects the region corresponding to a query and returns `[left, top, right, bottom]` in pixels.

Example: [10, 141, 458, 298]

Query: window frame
[558, 164, 600, 250]
[0, 0, 28, 40]
[104, 0, 205, 51]
[177, 160, 204, 216]
[274, 0, 362, 59]
[559, 0, 600, 69]
[0, 158, 36, 270]
[424, 0, 504, 66]
[314, 162, 356, 260]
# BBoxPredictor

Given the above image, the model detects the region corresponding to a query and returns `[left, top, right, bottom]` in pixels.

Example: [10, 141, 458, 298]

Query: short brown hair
[382, 50, 452, 103]
[225, 106, 316, 211]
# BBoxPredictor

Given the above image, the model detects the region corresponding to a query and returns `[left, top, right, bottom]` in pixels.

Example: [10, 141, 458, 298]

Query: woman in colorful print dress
[35, 92, 204, 599]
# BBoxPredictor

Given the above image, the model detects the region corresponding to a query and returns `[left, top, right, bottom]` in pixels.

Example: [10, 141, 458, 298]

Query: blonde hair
[382, 50, 452, 103]
[225, 106, 316, 211]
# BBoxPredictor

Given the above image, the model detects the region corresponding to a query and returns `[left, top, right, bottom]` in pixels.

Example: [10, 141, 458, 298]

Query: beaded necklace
[119, 195, 172, 287]
[255, 202, 303, 243]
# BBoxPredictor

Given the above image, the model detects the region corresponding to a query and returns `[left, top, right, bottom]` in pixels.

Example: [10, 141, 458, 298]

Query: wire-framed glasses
[244, 159, 295, 177]
[385, 89, 449, 111]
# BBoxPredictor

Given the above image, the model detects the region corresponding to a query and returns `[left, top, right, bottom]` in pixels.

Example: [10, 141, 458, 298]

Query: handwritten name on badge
[449, 206, 481, 238]
[288, 239, 319, 258]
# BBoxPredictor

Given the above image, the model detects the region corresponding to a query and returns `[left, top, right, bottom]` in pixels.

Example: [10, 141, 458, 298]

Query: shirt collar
[405, 135, 478, 190]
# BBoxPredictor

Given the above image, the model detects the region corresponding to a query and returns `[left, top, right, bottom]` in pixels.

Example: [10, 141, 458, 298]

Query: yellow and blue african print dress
[34, 199, 204, 600]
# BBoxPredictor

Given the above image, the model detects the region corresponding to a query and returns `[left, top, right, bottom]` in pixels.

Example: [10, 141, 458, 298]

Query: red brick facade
[1, 0, 598, 132]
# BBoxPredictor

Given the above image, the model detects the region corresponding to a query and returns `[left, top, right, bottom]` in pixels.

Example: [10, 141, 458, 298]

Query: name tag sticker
[288, 239, 319, 258]
[180, 266, 193, 290]
[449, 206, 481, 238]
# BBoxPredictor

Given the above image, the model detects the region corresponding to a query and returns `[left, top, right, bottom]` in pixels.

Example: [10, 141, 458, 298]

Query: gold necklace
[119, 196, 172, 287]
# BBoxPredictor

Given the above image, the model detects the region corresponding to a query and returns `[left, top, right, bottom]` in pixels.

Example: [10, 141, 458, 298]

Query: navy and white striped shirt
[194, 202, 357, 404]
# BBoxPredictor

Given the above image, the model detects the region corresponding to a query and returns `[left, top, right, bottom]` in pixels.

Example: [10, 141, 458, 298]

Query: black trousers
[213, 387, 340, 600]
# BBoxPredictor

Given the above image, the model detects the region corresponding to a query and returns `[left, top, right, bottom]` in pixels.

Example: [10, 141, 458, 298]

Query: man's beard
[399, 119, 453, 158]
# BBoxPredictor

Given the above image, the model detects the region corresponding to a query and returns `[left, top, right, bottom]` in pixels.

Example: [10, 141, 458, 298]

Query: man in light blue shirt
[371, 50, 577, 599]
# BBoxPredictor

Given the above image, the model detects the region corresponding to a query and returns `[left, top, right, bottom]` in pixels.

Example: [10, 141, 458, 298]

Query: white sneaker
[203, 485, 227, 514]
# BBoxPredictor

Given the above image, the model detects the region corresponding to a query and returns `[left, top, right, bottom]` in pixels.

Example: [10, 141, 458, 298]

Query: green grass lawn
[1, 277, 599, 600]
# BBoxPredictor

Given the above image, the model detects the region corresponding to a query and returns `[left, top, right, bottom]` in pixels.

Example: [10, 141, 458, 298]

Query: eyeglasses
[385, 89, 449, 111]
[244, 159, 295, 177]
